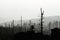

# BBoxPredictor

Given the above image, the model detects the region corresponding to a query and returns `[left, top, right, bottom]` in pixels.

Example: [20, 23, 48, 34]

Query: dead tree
[11, 20, 14, 35]
[9, 23, 10, 33]
[29, 20, 31, 26]
[21, 16, 22, 27]
[40, 8, 44, 34]
[20, 16, 23, 31]
[48, 22, 51, 30]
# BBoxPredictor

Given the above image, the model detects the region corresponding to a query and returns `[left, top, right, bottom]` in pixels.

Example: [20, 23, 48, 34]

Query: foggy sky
[0, 0, 60, 23]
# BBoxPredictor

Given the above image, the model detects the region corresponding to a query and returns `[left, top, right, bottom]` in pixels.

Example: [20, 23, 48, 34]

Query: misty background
[0, 0, 60, 24]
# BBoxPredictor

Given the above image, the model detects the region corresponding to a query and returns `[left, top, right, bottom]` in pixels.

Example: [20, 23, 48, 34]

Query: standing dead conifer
[40, 8, 44, 35]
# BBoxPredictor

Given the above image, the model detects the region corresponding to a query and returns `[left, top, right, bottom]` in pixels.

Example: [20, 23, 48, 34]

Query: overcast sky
[0, 0, 60, 23]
